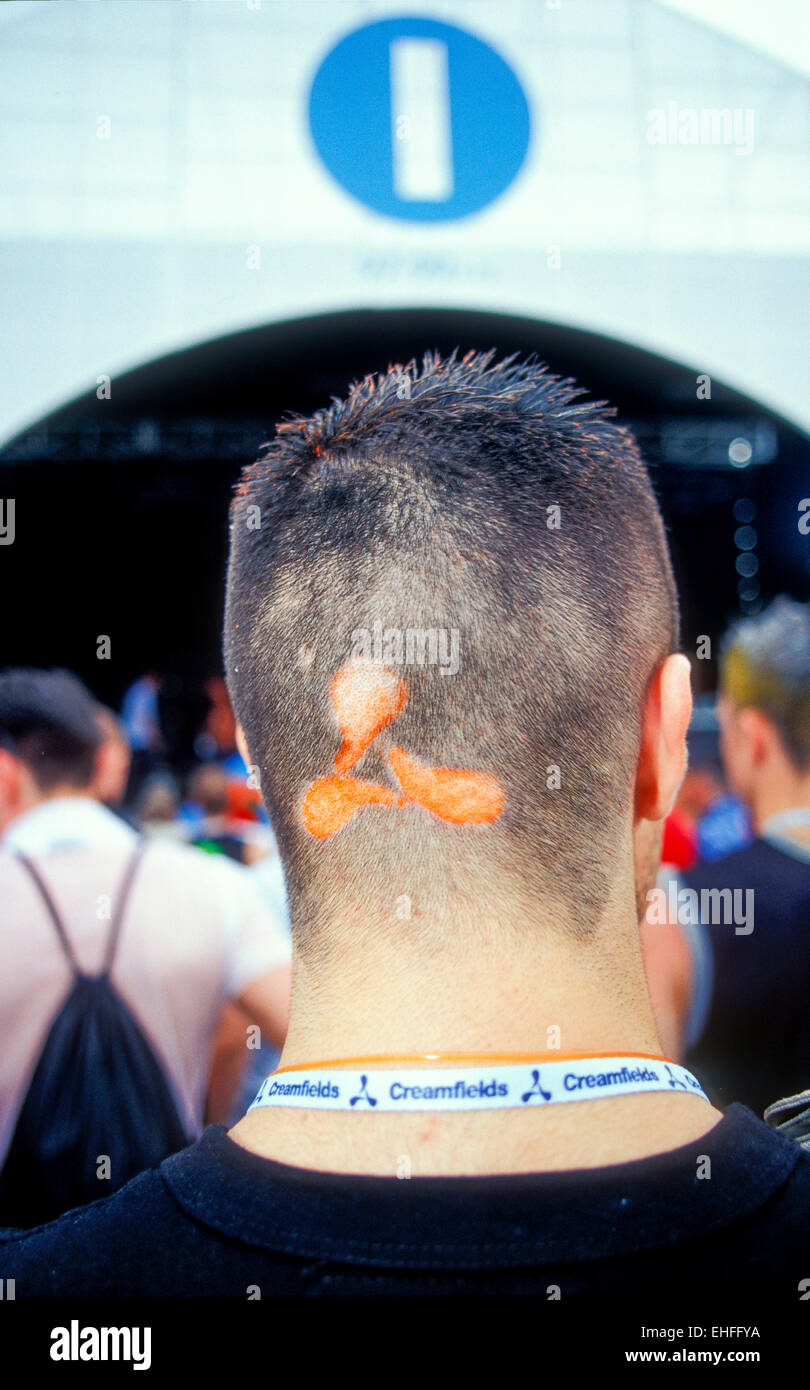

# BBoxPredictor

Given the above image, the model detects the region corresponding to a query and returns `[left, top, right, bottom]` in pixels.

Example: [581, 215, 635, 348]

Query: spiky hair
[236, 348, 624, 490]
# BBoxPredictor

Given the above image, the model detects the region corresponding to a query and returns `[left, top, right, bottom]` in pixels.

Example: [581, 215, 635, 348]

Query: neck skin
[230, 867, 723, 1177]
[750, 770, 810, 843]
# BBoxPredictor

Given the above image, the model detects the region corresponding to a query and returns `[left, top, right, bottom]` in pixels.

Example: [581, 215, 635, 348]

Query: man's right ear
[635, 653, 693, 824]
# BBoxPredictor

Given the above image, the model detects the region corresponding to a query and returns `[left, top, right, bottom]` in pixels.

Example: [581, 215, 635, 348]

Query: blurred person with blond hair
[682, 598, 810, 1116]
[645, 599, 810, 1111]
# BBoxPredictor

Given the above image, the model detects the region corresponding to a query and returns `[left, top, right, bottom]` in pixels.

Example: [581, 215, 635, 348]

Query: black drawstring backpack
[0, 844, 191, 1229]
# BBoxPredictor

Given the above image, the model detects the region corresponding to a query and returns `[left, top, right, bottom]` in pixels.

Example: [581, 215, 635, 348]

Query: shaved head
[224, 349, 679, 951]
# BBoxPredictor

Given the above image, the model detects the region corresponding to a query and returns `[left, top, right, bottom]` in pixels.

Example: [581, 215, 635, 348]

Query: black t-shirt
[685, 838, 810, 1117]
[1, 1104, 808, 1300]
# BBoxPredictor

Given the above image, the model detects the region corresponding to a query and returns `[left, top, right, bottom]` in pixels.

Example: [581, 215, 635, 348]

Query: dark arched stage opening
[2, 307, 808, 762]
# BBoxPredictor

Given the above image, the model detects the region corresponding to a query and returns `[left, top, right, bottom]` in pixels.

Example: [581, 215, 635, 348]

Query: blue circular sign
[308, 16, 532, 222]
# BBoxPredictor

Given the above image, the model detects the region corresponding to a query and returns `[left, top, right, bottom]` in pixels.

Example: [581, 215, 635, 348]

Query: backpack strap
[15, 853, 81, 973]
[101, 843, 147, 975]
[15, 842, 147, 978]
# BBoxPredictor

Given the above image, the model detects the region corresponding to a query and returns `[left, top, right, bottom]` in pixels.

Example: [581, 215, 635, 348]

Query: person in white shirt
[0, 668, 291, 1178]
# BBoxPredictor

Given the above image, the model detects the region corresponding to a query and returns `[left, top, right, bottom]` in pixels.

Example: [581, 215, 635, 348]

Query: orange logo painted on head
[301, 774, 405, 839]
[387, 747, 504, 825]
[330, 662, 407, 773]
[301, 660, 504, 838]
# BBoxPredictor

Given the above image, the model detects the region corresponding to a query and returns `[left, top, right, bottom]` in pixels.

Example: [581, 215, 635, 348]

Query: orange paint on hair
[302, 664, 504, 837]
[301, 773, 404, 839]
[330, 661, 407, 773]
[388, 747, 504, 826]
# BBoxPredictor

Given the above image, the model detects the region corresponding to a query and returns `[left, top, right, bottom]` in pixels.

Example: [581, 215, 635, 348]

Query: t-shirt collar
[158, 1104, 801, 1268]
[0, 796, 136, 856]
